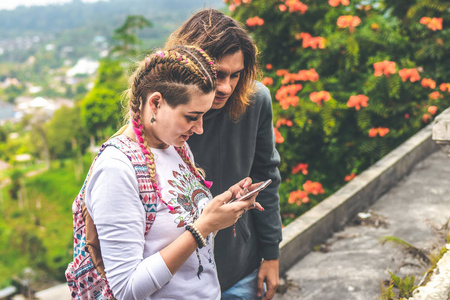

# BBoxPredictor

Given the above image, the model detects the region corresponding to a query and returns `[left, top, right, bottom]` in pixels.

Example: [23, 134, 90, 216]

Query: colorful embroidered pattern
[65, 136, 157, 299]
[167, 164, 213, 228]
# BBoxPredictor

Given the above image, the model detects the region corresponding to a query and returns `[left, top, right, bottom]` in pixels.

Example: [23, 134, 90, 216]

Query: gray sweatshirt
[189, 82, 283, 291]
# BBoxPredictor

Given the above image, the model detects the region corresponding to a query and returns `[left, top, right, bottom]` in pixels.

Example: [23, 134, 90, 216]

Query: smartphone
[228, 179, 272, 203]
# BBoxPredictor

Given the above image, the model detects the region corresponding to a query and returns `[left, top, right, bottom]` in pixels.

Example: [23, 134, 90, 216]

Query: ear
[147, 92, 163, 111]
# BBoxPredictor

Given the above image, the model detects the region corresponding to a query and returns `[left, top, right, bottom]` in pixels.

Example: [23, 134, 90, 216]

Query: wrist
[193, 218, 213, 238]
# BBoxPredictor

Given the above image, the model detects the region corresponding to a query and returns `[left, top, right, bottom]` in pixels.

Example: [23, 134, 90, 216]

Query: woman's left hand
[226, 177, 264, 211]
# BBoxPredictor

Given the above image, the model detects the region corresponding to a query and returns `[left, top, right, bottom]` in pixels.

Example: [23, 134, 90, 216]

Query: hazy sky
[0, 0, 103, 11]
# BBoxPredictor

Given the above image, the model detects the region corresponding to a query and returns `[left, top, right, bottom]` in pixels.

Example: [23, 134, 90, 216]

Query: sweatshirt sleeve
[86, 146, 173, 300]
[250, 83, 283, 259]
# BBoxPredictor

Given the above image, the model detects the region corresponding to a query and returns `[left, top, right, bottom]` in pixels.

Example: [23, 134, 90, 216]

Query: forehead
[177, 86, 214, 111]
[217, 50, 244, 74]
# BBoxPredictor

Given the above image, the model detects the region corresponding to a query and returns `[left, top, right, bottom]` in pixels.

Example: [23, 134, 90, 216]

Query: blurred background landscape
[0, 0, 224, 292]
[1, 0, 449, 297]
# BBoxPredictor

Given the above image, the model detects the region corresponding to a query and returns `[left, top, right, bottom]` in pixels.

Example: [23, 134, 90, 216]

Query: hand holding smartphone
[228, 179, 272, 203]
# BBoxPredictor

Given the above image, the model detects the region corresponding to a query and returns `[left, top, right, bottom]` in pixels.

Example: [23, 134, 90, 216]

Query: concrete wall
[279, 123, 438, 274]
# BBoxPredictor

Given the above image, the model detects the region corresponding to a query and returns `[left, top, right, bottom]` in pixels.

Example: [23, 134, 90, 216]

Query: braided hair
[127, 46, 217, 209]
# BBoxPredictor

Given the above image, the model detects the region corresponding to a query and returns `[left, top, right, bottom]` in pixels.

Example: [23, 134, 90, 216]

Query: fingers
[264, 282, 277, 300]
[256, 274, 264, 298]
[228, 177, 253, 200]
[214, 190, 232, 205]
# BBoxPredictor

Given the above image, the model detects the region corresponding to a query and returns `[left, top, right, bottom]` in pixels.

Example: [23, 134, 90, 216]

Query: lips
[181, 134, 191, 141]
[214, 95, 228, 102]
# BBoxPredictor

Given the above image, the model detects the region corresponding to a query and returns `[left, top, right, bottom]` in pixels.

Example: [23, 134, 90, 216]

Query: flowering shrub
[224, 0, 450, 224]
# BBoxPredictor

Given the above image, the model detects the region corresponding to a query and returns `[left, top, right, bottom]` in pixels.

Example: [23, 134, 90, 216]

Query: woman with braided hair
[68, 46, 263, 300]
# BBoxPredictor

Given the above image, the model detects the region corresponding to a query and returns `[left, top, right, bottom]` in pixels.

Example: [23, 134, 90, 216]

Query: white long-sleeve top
[85, 144, 220, 300]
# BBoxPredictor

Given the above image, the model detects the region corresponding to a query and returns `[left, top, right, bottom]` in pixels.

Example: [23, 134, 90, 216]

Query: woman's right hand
[194, 178, 263, 236]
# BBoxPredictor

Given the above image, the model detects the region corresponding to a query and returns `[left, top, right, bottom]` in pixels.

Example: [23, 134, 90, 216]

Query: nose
[192, 117, 203, 135]
[217, 77, 232, 96]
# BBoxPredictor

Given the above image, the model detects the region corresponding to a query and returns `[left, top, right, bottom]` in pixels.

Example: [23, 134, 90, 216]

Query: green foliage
[380, 271, 417, 299]
[380, 236, 430, 264]
[8, 168, 24, 200]
[0, 156, 92, 288]
[112, 15, 153, 58]
[227, 0, 450, 224]
[45, 105, 90, 160]
[80, 59, 127, 139]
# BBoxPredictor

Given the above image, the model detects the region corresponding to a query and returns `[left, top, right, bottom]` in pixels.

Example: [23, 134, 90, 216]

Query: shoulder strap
[103, 135, 157, 233]
[83, 135, 157, 278]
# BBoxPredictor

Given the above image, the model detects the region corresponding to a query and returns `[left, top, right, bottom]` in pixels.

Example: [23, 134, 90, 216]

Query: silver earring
[150, 114, 155, 124]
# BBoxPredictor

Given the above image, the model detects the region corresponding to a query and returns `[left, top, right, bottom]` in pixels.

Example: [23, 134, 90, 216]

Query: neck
[124, 123, 168, 149]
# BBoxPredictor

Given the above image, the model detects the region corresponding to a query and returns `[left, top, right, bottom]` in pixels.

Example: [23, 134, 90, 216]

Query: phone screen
[229, 179, 272, 203]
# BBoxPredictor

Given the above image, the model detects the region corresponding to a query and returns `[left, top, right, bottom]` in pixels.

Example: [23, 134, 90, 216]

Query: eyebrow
[187, 111, 204, 114]
[217, 68, 244, 76]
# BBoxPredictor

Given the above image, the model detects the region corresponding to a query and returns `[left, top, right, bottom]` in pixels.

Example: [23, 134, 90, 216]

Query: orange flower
[276, 69, 289, 77]
[428, 106, 437, 115]
[337, 15, 361, 33]
[368, 127, 390, 137]
[297, 32, 326, 49]
[266, 64, 273, 70]
[275, 84, 302, 109]
[281, 68, 319, 84]
[440, 83, 450, 92]
[246, 16, 264, 27]
[298, 69, 319, 82]
[276, 118, 293, 128]
[281, 0, 308, 14]
[303, 180, 325, 195]
[373, 61, 396, 77]
[329, 0, 349, 7]
[422, 113, 432, 123]
[371, 23, 379, 30]
[274, 127, 284, 143]
[310, 91, 331, 106]
[420, 17, 443, 31]
[292, 163, 308, 175]
[344, 173, 356, 182]
[288, 190, 309, 205]
[398, 68, 420, 82]
[378, 127, 389, 137]
[261, 77, 274, 86]
[430, 91, 440, 100]
[347, 94, 369, 110]
[279, 4, 287, 11]
[421, 78, 436, 89]
[368, 128, 378, 137]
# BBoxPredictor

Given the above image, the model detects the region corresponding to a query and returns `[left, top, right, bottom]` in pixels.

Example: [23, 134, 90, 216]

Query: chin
[212, 102, 227, 110]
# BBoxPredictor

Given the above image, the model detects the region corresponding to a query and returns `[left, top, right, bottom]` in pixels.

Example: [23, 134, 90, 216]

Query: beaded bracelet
[185, 224, 207, 249]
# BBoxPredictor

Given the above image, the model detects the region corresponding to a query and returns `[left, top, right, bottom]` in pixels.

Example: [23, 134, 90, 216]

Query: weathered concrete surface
[410, 244, 450, 300]
[274, 149, 450, 300]
[279, 123, 438, 275]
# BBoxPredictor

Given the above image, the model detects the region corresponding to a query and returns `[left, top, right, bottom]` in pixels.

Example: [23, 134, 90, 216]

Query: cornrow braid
[183, 45, 217, 85]
[142, 50, 210, 90]
[127, 46, 217, 210]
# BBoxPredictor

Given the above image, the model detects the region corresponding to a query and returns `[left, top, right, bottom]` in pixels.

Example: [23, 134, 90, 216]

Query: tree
[80, 59, 127, 140]
[45, 105, 89, 159]
[111, 15, 152, 58]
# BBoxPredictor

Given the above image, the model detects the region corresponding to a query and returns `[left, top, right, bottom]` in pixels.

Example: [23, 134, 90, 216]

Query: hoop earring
[150, 114, 156, 124]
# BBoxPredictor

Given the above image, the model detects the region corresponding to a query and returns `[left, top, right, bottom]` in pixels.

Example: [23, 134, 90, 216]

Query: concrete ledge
[279, 123, 439, 274]
[409, 244, 450, 300]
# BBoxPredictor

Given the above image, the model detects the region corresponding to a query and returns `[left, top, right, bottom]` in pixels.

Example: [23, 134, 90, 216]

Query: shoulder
[95, 146, 135, 174]
[246, 81, 273, 117]
[253, 81, 272, 101]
